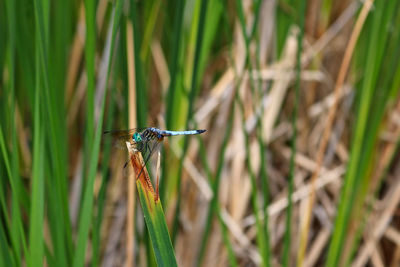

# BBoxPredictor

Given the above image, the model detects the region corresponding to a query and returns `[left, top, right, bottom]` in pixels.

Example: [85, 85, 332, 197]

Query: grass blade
[326, 1, 380, 265]
[128, 150, 177, 266]
[28, 87, 45, 267]
[283, 1, 305, 266]
[172, 0, 210, 243]
[83, 0, 96, 175]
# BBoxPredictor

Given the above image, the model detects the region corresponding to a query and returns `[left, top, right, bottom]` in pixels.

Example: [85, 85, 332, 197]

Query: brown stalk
[126, 147, 156, 196]
[126, 20, 137, 267]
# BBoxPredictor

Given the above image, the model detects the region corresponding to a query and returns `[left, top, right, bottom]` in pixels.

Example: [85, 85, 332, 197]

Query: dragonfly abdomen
[160, 129, 206, 136]
[142, 127, 206, 139]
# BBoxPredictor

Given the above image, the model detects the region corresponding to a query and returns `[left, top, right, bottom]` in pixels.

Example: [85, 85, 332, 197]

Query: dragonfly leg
[135, 143, 154, 181]
[146, 142, 150, 155]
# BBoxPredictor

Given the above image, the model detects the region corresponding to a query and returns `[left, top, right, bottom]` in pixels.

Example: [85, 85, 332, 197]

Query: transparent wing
[103, 128, 143, 139]
[103, 128, 147, 150]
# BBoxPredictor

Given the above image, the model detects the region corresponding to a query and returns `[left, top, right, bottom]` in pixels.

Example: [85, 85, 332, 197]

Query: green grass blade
[165, 0, 185, 130]
[233, 0, 270, 265]
[159, 0, 186, 205]
[196, 131, 238, 266]
[140, 0, 161, 62]
[327, 1, 400, 265]
[255, 35, 272, 266]
[4, 0, 27, 263]
[197, 101, 235, 266]
[276, 0, 296, 57]
[326, 2, 384, 265]
[33, 0, 72, 263]
[127, 148, 177, 266]
[136, 180, 178, 267]
[0, 216, 14, 266]
[0, 126, 20, 266]
[129, 1, 148, 127]
[171, 0, 210, 243]
[282, 1, 305, 266]
[0, 1, 6, 70]
[84, 0, 97, 173]
[28, 84, 45, 267]
[236, 95, 268, 267]
[217, 205, 238, 267]
[91, 65, 118, 267]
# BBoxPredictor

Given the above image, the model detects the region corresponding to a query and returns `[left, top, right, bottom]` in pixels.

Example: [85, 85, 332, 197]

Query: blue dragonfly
[104, 127, 206, 179]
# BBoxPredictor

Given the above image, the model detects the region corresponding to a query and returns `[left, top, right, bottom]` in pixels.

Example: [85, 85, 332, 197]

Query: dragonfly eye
[133, 133, 142, 143]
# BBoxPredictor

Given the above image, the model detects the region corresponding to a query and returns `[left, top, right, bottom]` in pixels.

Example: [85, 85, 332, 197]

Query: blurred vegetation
[1, 0, 400, 266]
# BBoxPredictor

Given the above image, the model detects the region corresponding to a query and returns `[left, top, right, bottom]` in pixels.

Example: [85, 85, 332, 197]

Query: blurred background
[1, 0, 400, 266]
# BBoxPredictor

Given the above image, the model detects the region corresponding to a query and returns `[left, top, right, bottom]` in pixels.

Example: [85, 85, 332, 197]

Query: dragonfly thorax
[142, 128, 163, 141]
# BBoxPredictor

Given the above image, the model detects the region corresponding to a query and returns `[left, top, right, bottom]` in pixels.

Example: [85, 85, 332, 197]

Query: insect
[104, 127, 206, 180]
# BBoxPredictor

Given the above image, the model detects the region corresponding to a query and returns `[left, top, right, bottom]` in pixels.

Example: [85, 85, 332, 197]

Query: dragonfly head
[133, 132, 142, 143]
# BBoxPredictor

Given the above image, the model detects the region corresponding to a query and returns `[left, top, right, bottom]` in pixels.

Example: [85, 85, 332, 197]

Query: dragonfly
[104, 127, 206, 180]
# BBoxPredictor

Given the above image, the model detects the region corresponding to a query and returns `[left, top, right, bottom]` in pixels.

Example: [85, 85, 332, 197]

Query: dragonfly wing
[103, 128, 145, 150]
[103, 127, 151, 137]
[103, 128, 139, 139]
